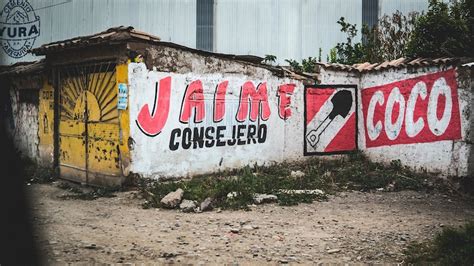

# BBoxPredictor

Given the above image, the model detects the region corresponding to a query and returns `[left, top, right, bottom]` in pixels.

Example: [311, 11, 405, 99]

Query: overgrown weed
[404, 221, 474, 265]
[141, 152, 431, 209]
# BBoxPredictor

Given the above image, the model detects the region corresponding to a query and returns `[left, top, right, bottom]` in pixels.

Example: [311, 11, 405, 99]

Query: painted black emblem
[0, 0, 40, 58]
[306, 90, 353, 148]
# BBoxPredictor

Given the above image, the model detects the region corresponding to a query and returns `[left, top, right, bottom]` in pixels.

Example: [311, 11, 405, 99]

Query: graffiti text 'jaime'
[135, 76, 295, 150]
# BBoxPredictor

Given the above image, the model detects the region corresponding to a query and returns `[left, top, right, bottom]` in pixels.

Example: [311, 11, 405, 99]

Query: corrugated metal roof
[316, 57, 473, 73]
[31, 26, 161, 55]
[0, 60, 46, 76]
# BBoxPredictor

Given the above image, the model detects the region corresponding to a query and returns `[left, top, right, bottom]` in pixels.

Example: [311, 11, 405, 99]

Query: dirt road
[29, 183, 474, 264]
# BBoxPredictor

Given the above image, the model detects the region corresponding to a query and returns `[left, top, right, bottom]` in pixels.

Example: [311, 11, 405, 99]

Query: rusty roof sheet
[30, 26, 287, 75]
[31, 26, 161, 55]
[30, 26, 265, 63]
[316, 57, 473, 73]
[0, 60, 46, 76]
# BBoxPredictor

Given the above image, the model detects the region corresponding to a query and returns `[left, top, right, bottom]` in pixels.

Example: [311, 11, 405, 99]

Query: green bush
[405, 221, 474, 265]
[406, 0, 474, 58]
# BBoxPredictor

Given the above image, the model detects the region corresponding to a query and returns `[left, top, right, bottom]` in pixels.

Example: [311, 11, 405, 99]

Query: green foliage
[301, 57, 317, 72]
[333, 17, 365, 65]
[332, 12, 418, 64]
[328, 47, 337, 63]
[332, 0, 473, 63]
[405, 221, 474, 265]
[406, 0, 474, 58]
[285, 57, 318, 73]
[141, 152, 430, 210]
[284, 59, 302, 72]
[263, 54, 277, 65]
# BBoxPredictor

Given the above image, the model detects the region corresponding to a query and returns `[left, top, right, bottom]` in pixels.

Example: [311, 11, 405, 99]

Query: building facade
[2, 26, 472, 187]
[0, 0, 429, 65]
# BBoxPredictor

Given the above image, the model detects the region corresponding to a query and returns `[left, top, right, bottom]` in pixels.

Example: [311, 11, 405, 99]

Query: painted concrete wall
[128, 62, 306, 179]
[9, 89, 39, 161]
[319, 65, 472, 176]
[129, 42, 472, 180]
[360, 66, 471, 176]
[38, 80, 54, 166]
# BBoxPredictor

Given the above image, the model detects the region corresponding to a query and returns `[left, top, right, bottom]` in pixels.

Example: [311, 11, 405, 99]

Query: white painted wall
[319, 66, 472, 176]
[128, 50, 471, 179]
[359, 66, 471, 176]
[8, 89, 39, 161]
[128, 62, 305, 179]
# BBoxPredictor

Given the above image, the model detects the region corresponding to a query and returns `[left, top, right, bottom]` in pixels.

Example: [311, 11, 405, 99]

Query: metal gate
[58, 62, 121, 185]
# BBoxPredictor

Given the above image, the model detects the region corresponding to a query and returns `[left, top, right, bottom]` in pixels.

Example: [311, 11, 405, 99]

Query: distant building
[0, 0, 428, 65]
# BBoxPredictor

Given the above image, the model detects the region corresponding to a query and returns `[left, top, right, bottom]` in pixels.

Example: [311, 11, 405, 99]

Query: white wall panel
[0, 0, 196, 65]
[379, 0, 428, 17]
[0, 0, 429, 66]
[214, 0, 362, 64]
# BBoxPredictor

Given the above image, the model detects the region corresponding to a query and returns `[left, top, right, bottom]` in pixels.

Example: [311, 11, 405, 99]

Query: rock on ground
[200, 197, 213, 211]
[290, 170, 305, 178]
[253, 193, 278, 204]
[160, 188, 184, 208]
[278, 189, 325, 196]
[179, 200, 197, 213]
[30, 184, 474, 265]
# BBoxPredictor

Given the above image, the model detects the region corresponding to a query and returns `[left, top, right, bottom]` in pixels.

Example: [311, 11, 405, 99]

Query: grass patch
[141, 152, 430, 209]
[404, 221, 474, 265]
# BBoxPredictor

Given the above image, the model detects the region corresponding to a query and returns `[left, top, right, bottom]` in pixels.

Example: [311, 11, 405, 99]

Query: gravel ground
[29, 183, 474, 264]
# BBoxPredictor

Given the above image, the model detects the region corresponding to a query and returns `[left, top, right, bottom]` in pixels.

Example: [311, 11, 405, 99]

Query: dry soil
[30, 183, 474, 264]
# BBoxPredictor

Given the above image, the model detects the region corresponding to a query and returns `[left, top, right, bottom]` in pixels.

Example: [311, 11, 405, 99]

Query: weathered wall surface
[304, 85, 358, 155]
[466, 67, 474, 176]
[128, 61, 306, 178]
[319, 65, 472, 176]
[9, 89, 39, 161]
[128, 44, 473, 179]
[359, 67, 470, 176]
[38, 81, 54, 166]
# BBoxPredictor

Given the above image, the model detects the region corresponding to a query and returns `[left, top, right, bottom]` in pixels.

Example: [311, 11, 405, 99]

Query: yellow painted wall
[116, 63, 131, 177]
[38, 79, 54, 166]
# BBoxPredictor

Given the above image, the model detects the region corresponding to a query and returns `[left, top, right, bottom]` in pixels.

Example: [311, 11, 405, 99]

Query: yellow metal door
[58, 62, 121, 185]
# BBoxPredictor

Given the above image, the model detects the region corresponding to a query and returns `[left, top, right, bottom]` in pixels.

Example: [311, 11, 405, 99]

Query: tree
[367, 11, 418, 61]
[331, 11, 418, 64]
[406, 0, 474, 58]
[332, 17, 365, 65]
